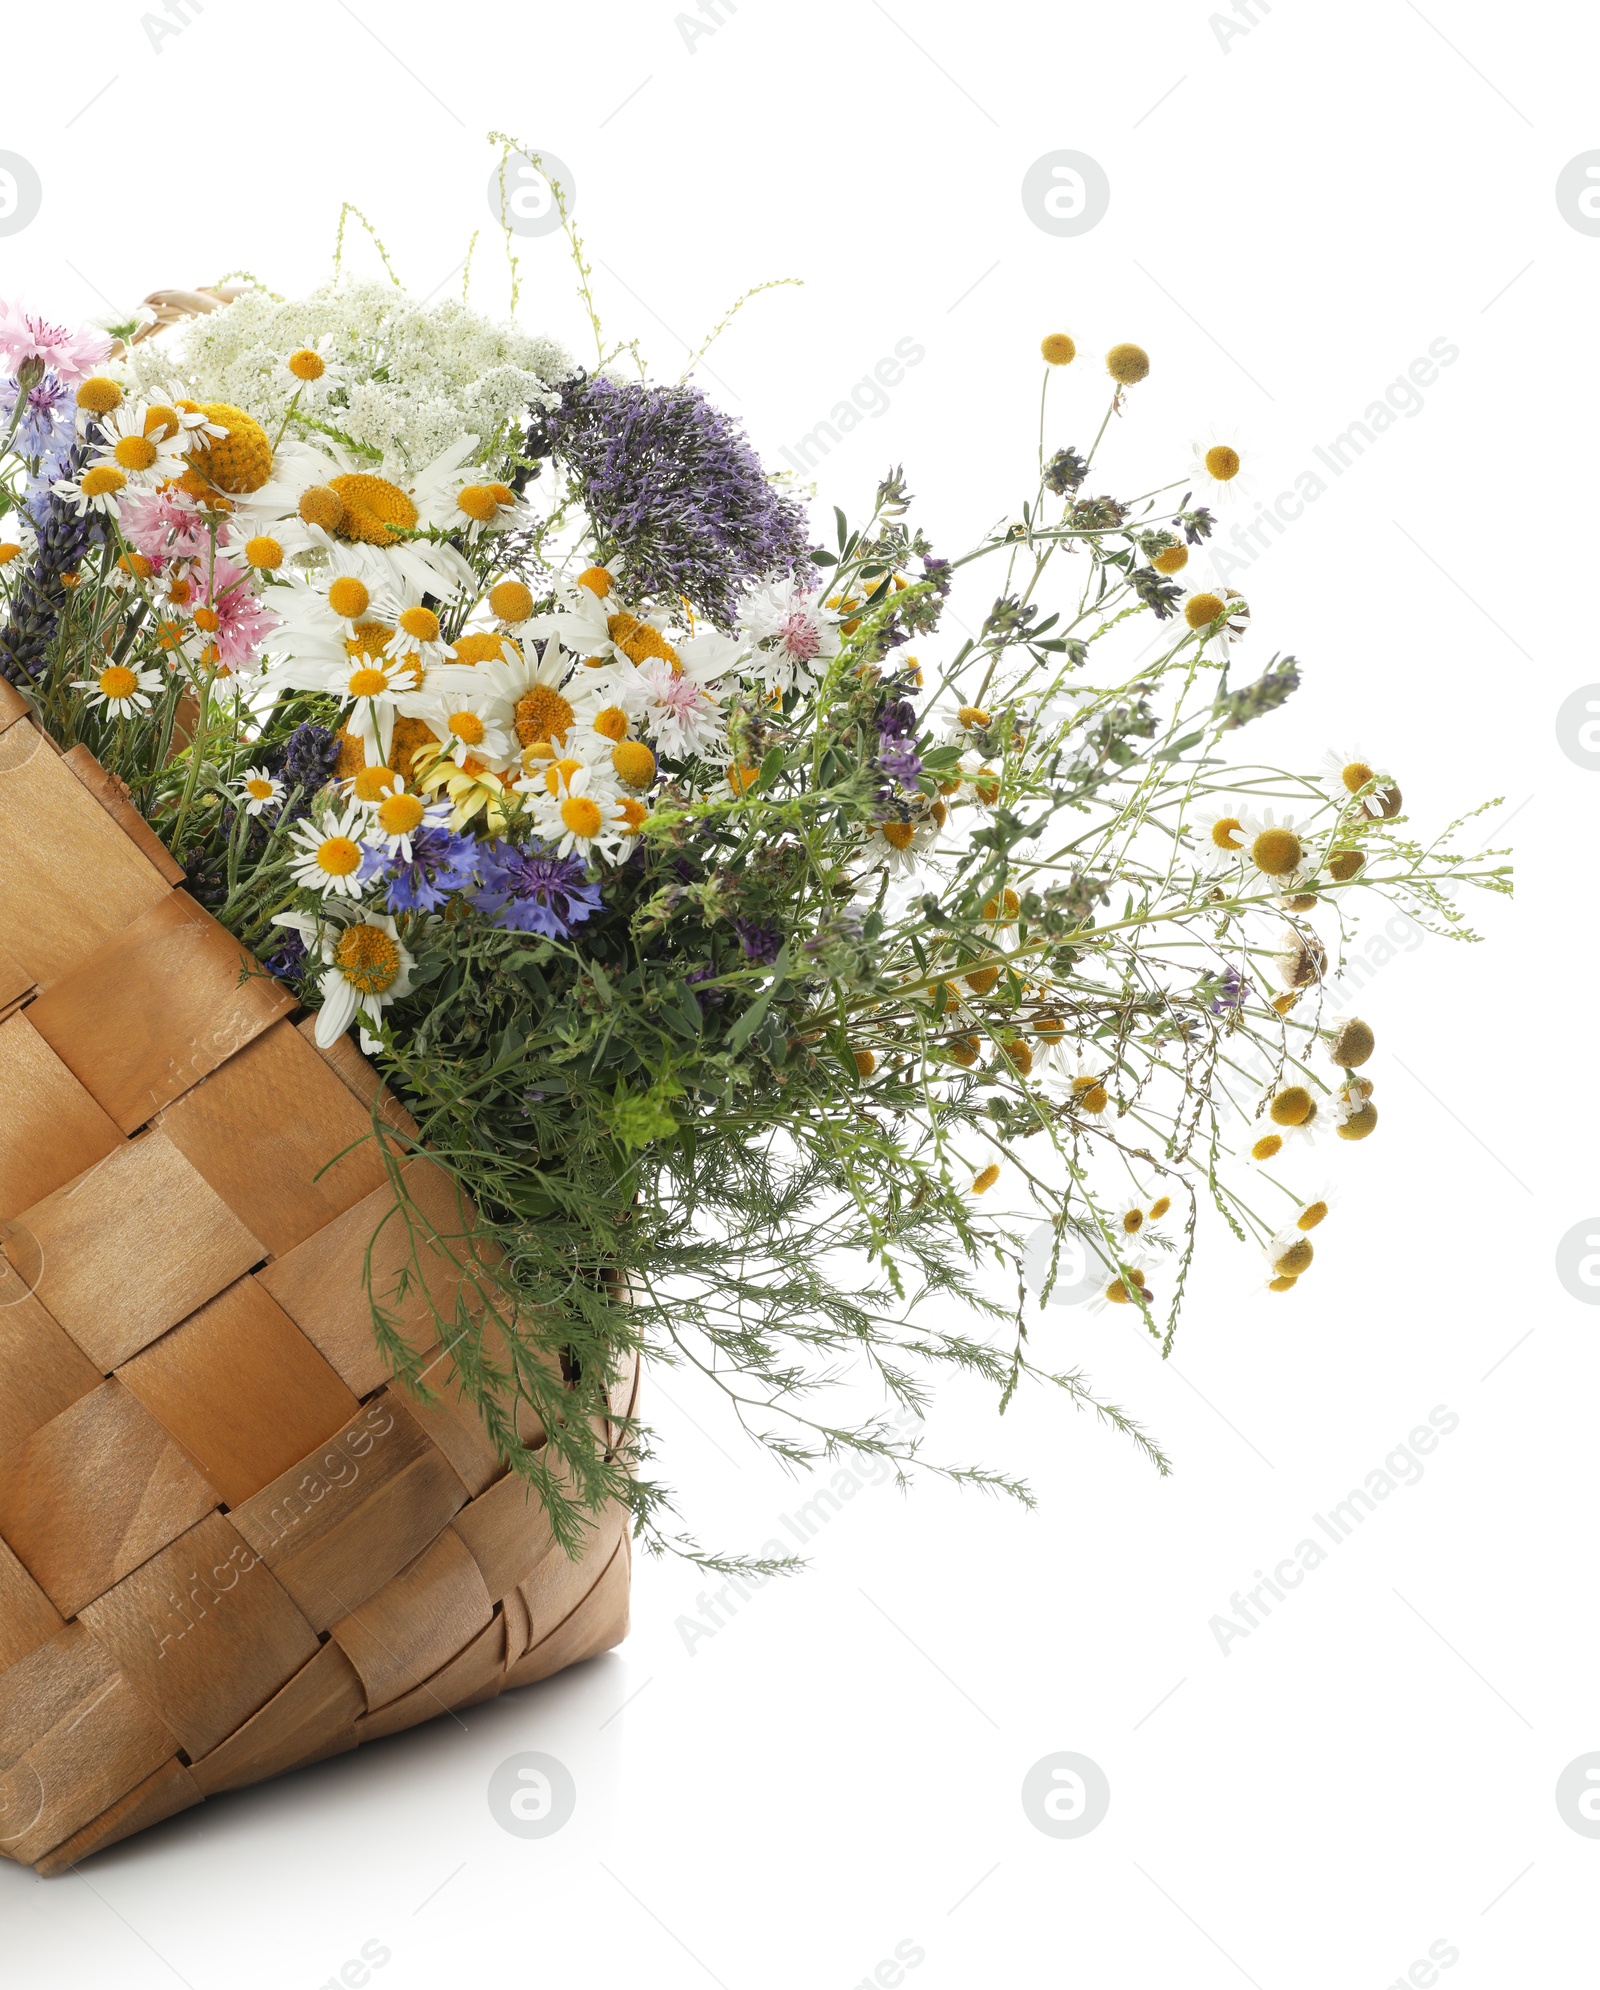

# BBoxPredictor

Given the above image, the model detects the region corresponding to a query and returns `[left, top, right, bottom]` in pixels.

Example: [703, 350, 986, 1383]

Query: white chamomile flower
[872, 801, 942, 878]
[90, 401, 187, 485]
[385, 595, 457, 672]
[54, 464, 129, 519]
[737, 577, 840, 693]
[1189, 428, 1255, 508]
[1264, 1224, 1315, 1288]
[1289, 1182, 1339, 1235]
[956, 749, 1000, 803]
[245, 436, 478, 602]
[942, 701, 997, 747]
[1027, 1011, 1073, 1075]
[0, 514, 38, 567]
[239, 766, 283, 816]
[361, 781, 451, 863]
[418, 683, 518, 772]
[1086, 1254, 1154, 1315]
[519, 757, 630, 862]
[272, 903, 414, 1053]
[288, 804, 375, 897]
[1322, 745, 1402, 820]
[1237, 807, 1309, 888]
[72, 659, 163, 714]
[451, 476, 530, 542]
[1259, 1080, 1322, 1148]
[283, 335, 349, 397]
[1067, 1070, 1111, 1119]
[1329, 1078, 1377, 1141]
[1196, 804, 1248, 862]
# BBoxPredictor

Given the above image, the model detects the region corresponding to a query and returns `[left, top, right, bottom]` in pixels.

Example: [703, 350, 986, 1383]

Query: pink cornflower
[0, 303, 111, 385]
[120, 489, 221, 564]
[194, 558, 279, 675]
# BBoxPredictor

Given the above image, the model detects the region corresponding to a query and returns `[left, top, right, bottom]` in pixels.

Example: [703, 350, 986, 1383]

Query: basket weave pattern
[0, 683, 632, 1875]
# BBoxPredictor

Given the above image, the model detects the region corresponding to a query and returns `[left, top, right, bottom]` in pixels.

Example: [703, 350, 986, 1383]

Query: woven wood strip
[0, 718, 633, 1875]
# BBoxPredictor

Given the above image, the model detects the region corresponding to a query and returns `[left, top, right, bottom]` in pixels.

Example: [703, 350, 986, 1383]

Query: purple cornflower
[471, 838, 602, 937]
[387, 826, 480, 913]
[541, 374, 808, 624]
[731, 917, 782, 965]
[0, 370, 73, 461]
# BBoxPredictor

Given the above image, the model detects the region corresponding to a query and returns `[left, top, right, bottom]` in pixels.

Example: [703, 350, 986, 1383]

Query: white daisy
[72, 660, 163, 714]
[89, 401, 188, 486]
[737, 577, 839, 693]
[239, 766, 283, 816]
[416, 683, 518, 772]
[956, 749, 1001, 803]
[1195, 804, 1248, 861]
[272, 903, 415, 1053]
[1188, 428, 1255, 509]
[1322, 745, 1402, 820]
[361, 782, 452, 863]
[288, 804, 376, 898]
[519, 758, 630, 863]
[53, 465, 129, 519]
[1237, 808, 1310, 889]
[450, 477, 531, 542]
[282, 335, 350, 399]
[385, 593, 457, 673]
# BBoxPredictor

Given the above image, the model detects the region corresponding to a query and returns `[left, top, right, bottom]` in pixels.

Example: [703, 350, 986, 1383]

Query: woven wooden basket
[0, 680, 633, 1875]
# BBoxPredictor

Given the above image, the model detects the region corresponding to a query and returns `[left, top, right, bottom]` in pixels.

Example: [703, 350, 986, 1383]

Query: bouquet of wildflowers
[0, 275, 1508, 1569]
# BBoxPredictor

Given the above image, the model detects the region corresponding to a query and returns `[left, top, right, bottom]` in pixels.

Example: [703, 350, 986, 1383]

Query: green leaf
[757, 744, 785, 791]
[727, 978, 777, 1054]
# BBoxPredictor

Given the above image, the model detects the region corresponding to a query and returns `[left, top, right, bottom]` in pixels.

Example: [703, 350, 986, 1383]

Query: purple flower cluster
[471, 839, 603, 938]
[541, 375, 809, 625]
[731, 916, 782, 965]
[1207, 966, 1250, 1014]
[875, 684, 923, 800]
[386, 827, 479, 913]
[1, 369, 73, 469]
[0, 444, 99, 685]
[283, 721, 342, 792]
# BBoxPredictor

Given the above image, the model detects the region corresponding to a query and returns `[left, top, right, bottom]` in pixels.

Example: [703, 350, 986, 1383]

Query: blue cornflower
[471, 839, 603, 938]
[386, 826, 480, 913]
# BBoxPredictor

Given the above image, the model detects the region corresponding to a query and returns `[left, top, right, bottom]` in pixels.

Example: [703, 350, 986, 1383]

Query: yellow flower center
[1336, 1104, 1378, 1142]
[456, 483, 503, 523]
[619, 798, 648, 831]
[854, 1049, 877, 1078]
[113, 435, 158, 472]
[1184, 591, 1224, 630]
[80, 466, 126, 498]
[726, 763, 760, 795]
[515, 685, 575, 748]
[1205, 445, 1241, 481]
[75, 376, 122, 414]
[1210, 815, 1244, 850]
[1251, 1134, 1283, 1161]
[561, 795, 604, 838]
[351, 764, 399, 801]
[179, 401, 274, 495]
[592, 705, 630, 742]
[298, 484, 344, 531]
[1072, 1077, 1108, 1113]
[98, 665, 138, 700]
[577, 565, 613, 597]
[1269, 1086, 1313, 1127]
[612, 740, 656, 788]
[545, 756, 584, 795]
[117, 552, 152, 579]
[972, 1164, 1001, 1194]
[1033, 1014, 1065, 1042]
[608, 610, 680, 669]
[1327, 848, 1365, 882]
[316, 836, 363, 877]
[490, 579, 534, 623]
[1297, 1200, 1329, 1231]
[964, 965, 1001, 995]
[333, 923, 402, 996]
[347, 667, 391, 698]
[1040, 333, 1076, 365]
[376, 792, 426, 834]
[1341, 760, 1374, 793]
[1251, 828, 1302, 876]
[325, 472, 418, 546]
[193, 607, 220, 631]
[143, 404, 180, 441]
[448, 710, 486, 744]
[245, 777, 274, 800]
[958, 705, 990, 729]
[1105, 342, 1150, 385]
[0, 542, 21, 565]
[1268, 1275, 1298, 1294]
[244, 534, 283, 569]
[881, 821, 916, 850]
[983, 888, 1021, 923]
[1122, 1209, 1143, 1234]
[1149, 1196, 1171, 1219]
[287, 347, 326, 381]
[1153, 543, 1188, 574]
[1273, 1238, 1314, 1277]
[328, 576, 370, 620]
[398, 605, 441, 644]
[451, 632, 515, 668]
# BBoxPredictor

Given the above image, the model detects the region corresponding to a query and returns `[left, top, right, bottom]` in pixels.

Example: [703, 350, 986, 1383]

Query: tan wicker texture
[0, 683, 633, 1876]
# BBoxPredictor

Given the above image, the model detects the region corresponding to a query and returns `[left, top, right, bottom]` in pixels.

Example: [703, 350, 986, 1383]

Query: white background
[0, 1, 1592, 1984]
